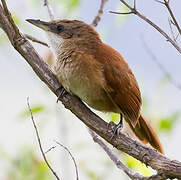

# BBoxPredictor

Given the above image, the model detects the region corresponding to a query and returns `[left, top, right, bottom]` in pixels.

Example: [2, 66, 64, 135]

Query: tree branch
[88, 130, 145, 179]
[91, 0, 108, 27]
[44, 0, 54, 20]
[24, 34, 49, 47]
[1, 1, 181, 179]
[110, 0, 181, 55]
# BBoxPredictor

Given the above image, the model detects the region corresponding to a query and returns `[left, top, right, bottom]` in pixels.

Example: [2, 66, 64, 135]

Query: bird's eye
[56, 25, 64, 32]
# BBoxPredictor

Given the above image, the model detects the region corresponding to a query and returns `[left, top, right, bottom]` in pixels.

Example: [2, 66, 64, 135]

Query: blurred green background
[0, 0, 181, 179]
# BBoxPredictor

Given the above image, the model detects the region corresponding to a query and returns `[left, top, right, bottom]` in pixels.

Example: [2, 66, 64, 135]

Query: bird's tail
[126, 114, 164, 154]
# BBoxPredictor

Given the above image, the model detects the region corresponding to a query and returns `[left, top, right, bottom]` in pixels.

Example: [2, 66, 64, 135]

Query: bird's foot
[110, 114, 123, 140]
[56, 86, 67, 103]
[113, 123, 123, 136]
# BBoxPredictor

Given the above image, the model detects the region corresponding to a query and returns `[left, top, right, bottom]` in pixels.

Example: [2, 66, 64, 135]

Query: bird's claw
[56, 86, 67, 103]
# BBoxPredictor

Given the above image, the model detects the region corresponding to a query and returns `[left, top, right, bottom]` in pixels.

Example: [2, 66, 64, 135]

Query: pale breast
[54, 53, 119, 113]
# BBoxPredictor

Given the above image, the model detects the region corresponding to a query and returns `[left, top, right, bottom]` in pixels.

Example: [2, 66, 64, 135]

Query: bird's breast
[54, 53, 119, 112]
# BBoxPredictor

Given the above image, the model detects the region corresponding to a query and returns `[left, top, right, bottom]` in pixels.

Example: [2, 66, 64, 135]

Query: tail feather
[126, 114, 164, 154]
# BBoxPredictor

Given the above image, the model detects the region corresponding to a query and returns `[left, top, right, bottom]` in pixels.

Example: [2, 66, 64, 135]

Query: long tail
[126, 114, 164, 154]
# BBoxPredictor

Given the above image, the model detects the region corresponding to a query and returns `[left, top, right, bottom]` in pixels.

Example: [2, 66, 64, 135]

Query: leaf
[159, 112, 180, 132]
[12, 14, 21, 25]
[158, 75, 170, 88]
[70, 0, 80, 9]
[20, 105, 46, 118]
[111, 113, 120, 123]
[86, 170, 99, 180]
[0, 33, 8, 45]
[53, 0, 80, 9]
[114, 3, 130, 26]
[124, 154, 151, 176]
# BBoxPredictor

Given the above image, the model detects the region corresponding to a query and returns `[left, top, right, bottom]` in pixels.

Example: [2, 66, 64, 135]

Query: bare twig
[133, 0, 136, 9]
[44, 0, 54, 20]
[164, 0, 181, 35]
[88, 129, 144, 179]
[141, 35, 181, 91]
[154, 0, 165, 5]
[109, 11, 133, 15]
[110, 0, 181, 55]
[27, 97, 61, 180]
[91, 0, 108, 27]
[55, 140, 79, 180]
[24, 34, 49, 47]
[88, 129, 169, 180]
[45, 146, 57, 154]
[168, 18, 177, 43]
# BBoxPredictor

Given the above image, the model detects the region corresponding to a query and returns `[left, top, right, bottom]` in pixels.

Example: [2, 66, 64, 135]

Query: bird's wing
[97, 43, 142, 126]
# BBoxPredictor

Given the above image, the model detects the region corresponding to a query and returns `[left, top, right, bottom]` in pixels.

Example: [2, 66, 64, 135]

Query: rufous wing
[96, 43, 142, 126]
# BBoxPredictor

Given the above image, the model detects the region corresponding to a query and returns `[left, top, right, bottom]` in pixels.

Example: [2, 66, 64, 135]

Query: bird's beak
[26, 19, 50, 31]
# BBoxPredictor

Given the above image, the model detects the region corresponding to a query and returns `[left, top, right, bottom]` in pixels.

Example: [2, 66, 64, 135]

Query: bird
[26, 19, 164, 154]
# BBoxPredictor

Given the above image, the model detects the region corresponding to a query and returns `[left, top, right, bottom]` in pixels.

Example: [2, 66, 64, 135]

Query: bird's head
[26, 19, 101, 55]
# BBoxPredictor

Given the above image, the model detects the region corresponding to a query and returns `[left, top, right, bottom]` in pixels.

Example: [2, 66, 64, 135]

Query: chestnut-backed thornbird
[26, 19, 164, 154]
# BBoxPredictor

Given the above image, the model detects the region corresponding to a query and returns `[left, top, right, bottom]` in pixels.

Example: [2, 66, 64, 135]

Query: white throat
[46, 31, 64, 57]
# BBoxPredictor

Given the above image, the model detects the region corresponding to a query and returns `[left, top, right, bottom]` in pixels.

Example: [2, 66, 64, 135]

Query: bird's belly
[55, 63, 119, 113]
[72, 82, 115, 112]
[72, 82, 117, 112]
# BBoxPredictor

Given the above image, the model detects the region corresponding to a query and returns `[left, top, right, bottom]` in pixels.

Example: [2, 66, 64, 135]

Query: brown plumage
[27, 19, 164, 154]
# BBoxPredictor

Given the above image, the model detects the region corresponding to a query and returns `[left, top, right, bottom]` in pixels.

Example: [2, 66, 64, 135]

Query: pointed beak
[26, 19, 50, 31]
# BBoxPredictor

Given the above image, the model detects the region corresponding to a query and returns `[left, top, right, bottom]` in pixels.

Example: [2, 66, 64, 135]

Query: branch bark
[91, 0, 108, 27]
[1, 1, 181, 179]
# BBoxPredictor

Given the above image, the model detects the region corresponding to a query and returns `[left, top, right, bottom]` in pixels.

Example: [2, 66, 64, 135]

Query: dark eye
[57, 25, 64, 32]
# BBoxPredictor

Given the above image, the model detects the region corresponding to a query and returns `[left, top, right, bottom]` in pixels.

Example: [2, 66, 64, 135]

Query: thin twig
[88, 129, 166, 179]
[91, 0, 108, 27]
[88, 129, 145, 179]
[44, 0, 54, 20]
[55, 140, 79, 180]
[133, 0, 136, 9]
[141, 35, 181, 91]
[109, 11, 133, 15]
[45, 146, 57, 154]
[168, 18, 177, 43]
[27, 97, 61, 180]
[154, 0, 165, 5]
[110, 0, 181, 55]
[164, 0, 181, 35]
[25, 34, 49, 47]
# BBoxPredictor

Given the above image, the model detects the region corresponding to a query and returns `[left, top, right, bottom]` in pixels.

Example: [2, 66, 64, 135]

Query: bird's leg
[113, 113, 123, 136]
[56, 86, 67, 102]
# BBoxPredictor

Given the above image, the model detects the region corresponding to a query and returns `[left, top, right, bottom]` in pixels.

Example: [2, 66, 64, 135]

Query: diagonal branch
[110, 0, 181, 55]
[88, 130, 169, 180]
[88, 130, 144, 179]
[1, 1, 181, 179]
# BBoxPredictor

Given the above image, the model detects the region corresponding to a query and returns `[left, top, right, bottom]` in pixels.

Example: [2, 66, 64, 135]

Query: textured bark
[0, 3, 181, 179]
